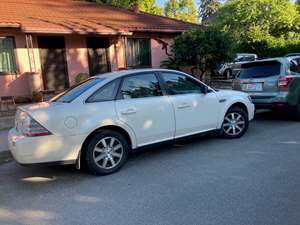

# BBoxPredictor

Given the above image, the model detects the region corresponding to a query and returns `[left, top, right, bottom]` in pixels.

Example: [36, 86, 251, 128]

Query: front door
[37, 36, 69, 91]
[160, 72, 220, 138]
[87, 37, 110, 76]
[115, 72, 175, 147]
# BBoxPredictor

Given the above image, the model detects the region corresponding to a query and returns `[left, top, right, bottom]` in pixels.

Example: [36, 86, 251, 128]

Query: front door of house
[87, 37, 110, 76]
[38, 36, 69, 91]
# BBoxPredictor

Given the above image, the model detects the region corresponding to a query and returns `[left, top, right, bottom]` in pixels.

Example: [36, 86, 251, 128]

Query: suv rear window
[240, 61, 281, 78]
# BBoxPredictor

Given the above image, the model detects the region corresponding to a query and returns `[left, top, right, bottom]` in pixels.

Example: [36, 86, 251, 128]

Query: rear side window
[120, 73, 162, 99]
[52, 78, 105, 103]
[87, 79, 119, 102]
[240, 61, 281, 78]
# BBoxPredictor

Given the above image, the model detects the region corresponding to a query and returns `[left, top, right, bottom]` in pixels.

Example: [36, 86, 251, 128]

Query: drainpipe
[25, 34, 36, 73]
[25, 34, 40, 93]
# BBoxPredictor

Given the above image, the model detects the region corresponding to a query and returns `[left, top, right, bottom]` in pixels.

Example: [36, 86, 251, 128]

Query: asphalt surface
[0, 110, 300, 225]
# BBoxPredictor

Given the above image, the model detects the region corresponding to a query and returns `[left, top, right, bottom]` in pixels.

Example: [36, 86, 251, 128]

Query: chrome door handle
[121, 108, 137, 115]
[177, 103, 191, 109]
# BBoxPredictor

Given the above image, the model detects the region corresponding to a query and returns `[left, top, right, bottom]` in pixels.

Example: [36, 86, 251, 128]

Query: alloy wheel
[93, 136, 124, 170]
[222, 112, 245, 136]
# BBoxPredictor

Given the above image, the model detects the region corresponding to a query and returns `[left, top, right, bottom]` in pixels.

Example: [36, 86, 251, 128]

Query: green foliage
[139, 0, 163, 15]
[199, 0, 221, 22]
[214, 0, 300, 57]
[75, 73, 89, 84]
[162, 28, 235, 79]
[164, 0, 198, 23]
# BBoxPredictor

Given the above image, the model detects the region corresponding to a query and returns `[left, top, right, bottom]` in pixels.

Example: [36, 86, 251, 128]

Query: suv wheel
[220, 107, 249, 138]
[295, 100, 300, 121]
[85, 130, 129, 175]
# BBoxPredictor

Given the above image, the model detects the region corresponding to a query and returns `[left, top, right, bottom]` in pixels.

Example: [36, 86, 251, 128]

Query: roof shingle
[0, 0, 196, 34]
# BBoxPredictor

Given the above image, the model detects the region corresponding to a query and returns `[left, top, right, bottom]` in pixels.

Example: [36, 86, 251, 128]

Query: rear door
[115, 72, 175, 147]
[233, 60, 283, 97]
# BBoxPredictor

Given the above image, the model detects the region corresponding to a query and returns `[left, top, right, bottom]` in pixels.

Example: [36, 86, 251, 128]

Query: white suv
[9, 69, 254, 175]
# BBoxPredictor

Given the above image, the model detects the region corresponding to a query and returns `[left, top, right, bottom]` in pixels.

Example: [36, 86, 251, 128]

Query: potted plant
[32, 91, 43, 102]
[75, 73, 89, 84]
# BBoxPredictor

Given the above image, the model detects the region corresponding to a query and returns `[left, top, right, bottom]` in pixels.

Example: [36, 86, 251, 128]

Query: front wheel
[220, 107, 249, 138]
[85, 130, 129, 175]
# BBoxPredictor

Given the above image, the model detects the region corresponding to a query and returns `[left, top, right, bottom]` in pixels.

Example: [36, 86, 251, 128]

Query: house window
[0, 37, 17, 74]
[126, 38, 151, 68]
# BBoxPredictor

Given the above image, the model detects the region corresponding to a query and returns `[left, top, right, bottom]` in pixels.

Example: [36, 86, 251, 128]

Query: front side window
[161, 73, 203, 95]
[126, 38, 151, 68]
[0, 37, 17, 74]
[120, 73, 162, 99]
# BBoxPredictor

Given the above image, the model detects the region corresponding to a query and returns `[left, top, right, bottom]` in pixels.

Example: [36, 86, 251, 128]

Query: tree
[162, 28, 235, 80]
[139, 0, 163, 15]
[199, 0, 221, 23]
[86, 0, 163, 15]
[214, 0, 300, 56]
[164, 0, 198, 23]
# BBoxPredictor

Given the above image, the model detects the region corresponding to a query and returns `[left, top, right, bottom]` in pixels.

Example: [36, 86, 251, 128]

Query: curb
[0, 150, 13, 165]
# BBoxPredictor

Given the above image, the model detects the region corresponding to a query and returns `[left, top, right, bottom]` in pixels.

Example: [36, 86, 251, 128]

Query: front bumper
[8, 128, 86, 165]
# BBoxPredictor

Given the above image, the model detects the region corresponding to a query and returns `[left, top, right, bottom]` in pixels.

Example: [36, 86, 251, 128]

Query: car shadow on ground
[2, 109, 296, 183]
[254, 109, 297, 122]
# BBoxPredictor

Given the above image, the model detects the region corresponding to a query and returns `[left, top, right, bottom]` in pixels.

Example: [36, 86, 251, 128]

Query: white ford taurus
[9, 69, 254, 175]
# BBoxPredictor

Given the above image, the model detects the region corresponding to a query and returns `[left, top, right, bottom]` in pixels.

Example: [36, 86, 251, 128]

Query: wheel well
[81, 125, 133, 156]
[228, 102, 248, 115]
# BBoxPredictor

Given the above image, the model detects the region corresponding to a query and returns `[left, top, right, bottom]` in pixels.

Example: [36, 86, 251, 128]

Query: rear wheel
[85, 130, 129, 175]
[294, 100, 300, 121]
[220, 107, 249, 138]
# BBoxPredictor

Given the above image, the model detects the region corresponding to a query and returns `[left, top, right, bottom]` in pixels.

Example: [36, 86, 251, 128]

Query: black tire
[294, 100, 300, 121]
[220, 107, 249, 139]
[85, 130, 129, 176]
[223, 69, 232, 79]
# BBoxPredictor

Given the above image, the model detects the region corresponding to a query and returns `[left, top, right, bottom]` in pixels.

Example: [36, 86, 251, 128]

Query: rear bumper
[8, 128, 86, 165]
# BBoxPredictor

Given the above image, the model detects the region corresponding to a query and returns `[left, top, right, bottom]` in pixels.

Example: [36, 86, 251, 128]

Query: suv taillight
[278, 76, 295, 91]
[21, 112, 51, 137]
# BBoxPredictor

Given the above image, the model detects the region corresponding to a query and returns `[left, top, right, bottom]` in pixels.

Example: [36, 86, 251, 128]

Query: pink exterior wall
[0, 29, 42, 97]
[151, 38, 173, 68]
[0, 30, 176, 97]
[65, 35, 89, 86]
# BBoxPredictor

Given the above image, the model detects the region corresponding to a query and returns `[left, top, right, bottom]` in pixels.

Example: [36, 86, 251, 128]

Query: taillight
[278, 76, 295, 91]
[21, 113, 51, 137]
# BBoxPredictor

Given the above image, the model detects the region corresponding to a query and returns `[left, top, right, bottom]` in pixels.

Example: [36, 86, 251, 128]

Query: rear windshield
[240, 61, 281, 78]
[51, 78, 105, 103]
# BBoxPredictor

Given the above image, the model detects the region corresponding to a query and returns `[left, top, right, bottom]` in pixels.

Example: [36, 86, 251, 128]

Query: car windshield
[51, 78, 106, 103]
[240, 61, 281, 78]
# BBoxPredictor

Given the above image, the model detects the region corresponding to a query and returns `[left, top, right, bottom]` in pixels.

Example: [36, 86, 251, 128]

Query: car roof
[94, 69, 184, 80]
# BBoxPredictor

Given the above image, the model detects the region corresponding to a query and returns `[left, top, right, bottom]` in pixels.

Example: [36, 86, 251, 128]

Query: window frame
[85, 78, 121, 103]
[125, 37, 152, 69]
[116, 72, 167, 100]
[0, 36, 18, 75]
[158, 71, 210, 96]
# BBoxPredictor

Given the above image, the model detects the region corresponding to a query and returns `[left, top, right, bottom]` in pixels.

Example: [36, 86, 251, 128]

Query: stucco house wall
[0, 30, 175, 97]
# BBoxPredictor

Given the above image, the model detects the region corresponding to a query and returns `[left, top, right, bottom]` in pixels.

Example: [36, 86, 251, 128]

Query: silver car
[232, 57, 300, 120]
[218, 53, 258, 79]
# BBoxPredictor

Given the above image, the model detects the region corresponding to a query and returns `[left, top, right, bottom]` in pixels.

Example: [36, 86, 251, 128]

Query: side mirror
[202, 85, 209, 94]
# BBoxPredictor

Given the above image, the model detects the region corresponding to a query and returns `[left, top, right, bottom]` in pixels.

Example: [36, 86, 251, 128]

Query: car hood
[215, 89, 248, 99]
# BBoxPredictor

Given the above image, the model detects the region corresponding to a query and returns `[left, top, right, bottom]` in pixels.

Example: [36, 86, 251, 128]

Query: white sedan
[8, 69, 254, 175]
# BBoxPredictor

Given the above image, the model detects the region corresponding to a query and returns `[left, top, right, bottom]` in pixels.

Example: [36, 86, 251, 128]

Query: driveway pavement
[0, 111, 300, 225]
